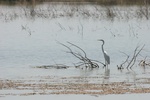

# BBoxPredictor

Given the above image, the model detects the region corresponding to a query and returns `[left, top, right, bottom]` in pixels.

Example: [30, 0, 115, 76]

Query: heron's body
[98, 39, 110, 67]
[104, 51, 110, 65]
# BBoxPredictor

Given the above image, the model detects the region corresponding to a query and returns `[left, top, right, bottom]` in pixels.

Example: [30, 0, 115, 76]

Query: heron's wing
[107, 55, 110, 64]
[104, 51, 110, 64]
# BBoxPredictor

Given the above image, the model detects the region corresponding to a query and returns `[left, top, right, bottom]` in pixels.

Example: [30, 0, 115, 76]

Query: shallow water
[0, 3, 150, 84]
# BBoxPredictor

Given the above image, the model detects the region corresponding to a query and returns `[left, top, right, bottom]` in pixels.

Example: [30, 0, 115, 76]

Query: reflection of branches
[118, 45, 145, 70]
[21, 24, 32, 35]
[58, 42, 105, 68]
[56, 22, 66, 31]
[77, 21, 84, 38]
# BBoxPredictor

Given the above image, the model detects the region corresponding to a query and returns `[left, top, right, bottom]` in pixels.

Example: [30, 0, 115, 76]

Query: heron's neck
[101, 44, 104, 53]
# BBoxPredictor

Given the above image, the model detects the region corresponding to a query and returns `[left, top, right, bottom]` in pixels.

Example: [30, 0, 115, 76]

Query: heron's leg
[103, 60, 106, 68]
[106, 64, 108, 70]
[105, 61, 108, 70]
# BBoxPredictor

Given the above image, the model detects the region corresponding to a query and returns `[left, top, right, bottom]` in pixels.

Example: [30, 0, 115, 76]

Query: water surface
[0, 3, 150, 84]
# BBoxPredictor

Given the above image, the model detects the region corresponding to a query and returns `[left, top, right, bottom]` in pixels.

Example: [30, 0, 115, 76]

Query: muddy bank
[1, 76, 150, 96]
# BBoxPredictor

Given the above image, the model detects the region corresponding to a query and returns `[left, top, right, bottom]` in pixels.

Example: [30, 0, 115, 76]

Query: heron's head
[98, 39, 104, 44]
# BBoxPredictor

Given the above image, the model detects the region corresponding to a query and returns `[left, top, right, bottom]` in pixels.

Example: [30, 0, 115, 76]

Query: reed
[0, 2, 149, 22]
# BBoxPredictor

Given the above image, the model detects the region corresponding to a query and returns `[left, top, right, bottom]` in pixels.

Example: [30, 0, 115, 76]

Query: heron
[98, 39, 110, 68]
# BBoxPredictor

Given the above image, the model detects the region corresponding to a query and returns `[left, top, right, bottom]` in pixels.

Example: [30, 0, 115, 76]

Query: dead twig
[117, 51, 130, 70]
[58, 41, 105, 69]
[127, 45, 145, 69]
[118, 45, 145, 70]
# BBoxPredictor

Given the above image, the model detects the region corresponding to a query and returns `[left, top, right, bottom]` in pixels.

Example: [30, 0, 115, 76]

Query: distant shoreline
[0, 0, 150, 6]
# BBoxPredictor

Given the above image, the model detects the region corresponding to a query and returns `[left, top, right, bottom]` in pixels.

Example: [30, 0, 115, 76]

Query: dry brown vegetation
[0, 3, 150, 22]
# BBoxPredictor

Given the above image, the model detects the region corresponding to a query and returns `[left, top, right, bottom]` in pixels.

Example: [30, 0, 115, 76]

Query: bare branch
[129, 45, 145, 68]
[58, 41, 104, 69]
[67, 42, 87, 58]
[118, 44, 145, 70]
[126, 46, 139, 69]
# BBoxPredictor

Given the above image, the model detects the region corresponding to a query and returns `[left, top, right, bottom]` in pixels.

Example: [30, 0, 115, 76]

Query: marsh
[0, 0, 150, 97]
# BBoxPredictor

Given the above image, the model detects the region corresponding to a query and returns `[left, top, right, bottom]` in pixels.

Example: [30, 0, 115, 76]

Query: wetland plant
[0, 3, 150, 22]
